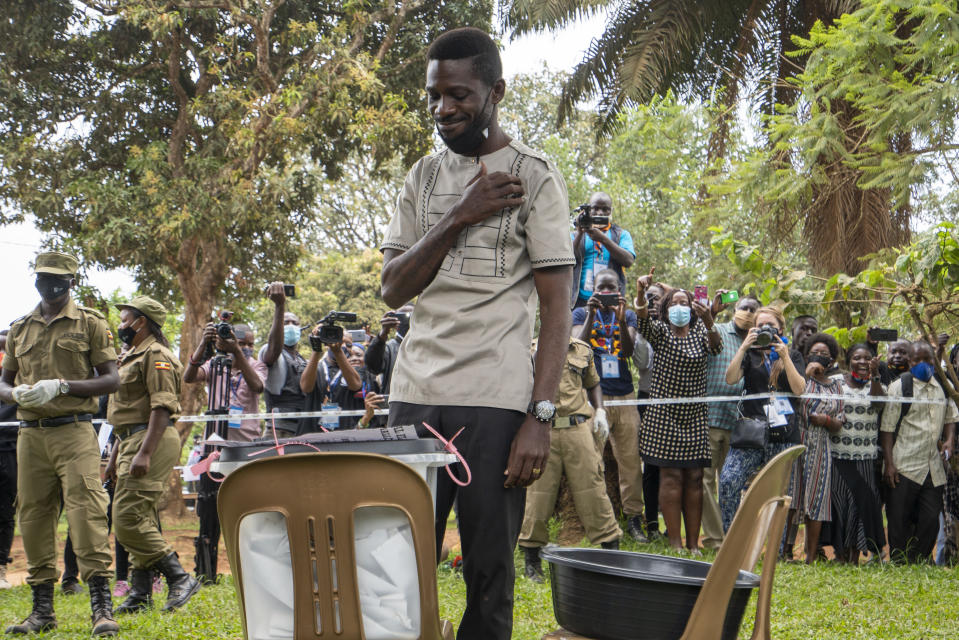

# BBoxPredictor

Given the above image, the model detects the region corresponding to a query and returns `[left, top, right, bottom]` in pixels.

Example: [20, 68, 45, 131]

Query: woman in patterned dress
[799, 333, 845, 564]
[634, 269, 721, 551]
[829, 343, 886, 563]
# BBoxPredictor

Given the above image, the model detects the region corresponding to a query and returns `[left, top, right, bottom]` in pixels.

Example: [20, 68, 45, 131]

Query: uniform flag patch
[155, 361, 172, 370]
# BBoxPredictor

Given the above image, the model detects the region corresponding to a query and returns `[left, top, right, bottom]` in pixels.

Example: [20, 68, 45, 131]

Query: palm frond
[501, 0, 614, 37]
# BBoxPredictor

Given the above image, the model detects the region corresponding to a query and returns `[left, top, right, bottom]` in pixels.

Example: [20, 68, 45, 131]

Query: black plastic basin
[542, 548, 759, 640]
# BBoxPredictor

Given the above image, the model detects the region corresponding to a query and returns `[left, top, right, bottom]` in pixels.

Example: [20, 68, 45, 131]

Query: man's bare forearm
[531, 267, 573, 403]
[381, 216, 466, 308]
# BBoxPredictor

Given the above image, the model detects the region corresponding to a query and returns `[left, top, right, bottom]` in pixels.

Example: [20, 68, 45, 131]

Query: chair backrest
[680, 445, 806, 640]
[217, 452, 446, 640]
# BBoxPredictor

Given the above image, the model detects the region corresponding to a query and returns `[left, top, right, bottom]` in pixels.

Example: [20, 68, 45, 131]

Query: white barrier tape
[0, 391, 946, 427]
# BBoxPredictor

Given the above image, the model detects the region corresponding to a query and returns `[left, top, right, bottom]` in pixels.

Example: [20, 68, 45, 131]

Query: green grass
[2, 544, 958, 639]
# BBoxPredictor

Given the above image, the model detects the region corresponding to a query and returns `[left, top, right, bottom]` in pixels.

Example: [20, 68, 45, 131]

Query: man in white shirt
[880, 340, 957, 563]
[380, 27, 573, 639]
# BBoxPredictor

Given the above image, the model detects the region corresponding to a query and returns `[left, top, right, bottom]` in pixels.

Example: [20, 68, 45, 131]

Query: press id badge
[227, 405, 243, 429]
[764, 402, 789, 428]
[600, 353, 620, 379]
[321, 403, 340, 431]
[772, 396, 794, 415]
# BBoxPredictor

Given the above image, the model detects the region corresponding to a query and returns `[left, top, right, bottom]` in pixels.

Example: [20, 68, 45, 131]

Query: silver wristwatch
[528, 400, 557, 424]
[58, 379, 70, 396]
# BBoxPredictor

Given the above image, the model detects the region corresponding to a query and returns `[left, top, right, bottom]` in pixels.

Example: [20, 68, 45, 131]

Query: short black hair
[805, 332, 839, 360]
[234, 323, 253, 342]
[792, 314, 817, 329]
[659, 289, 699, 326]
[912, 339, 935, 359]
[845, 342, 872, 365]
[427, 27, 502, 88]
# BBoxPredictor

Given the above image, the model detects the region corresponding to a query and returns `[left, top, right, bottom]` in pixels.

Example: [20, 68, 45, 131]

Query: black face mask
[436, 88, 494, 155]
[35, 275, 71, 302]
[808, 354, 832, 368]
[241, 347, 254, 359]
[117, 322, 139, 347]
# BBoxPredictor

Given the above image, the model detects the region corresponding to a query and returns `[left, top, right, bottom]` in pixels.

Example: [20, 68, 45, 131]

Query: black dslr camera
[215, 310, 235, 341]
[205, 310, 235, 359]
[309, 311, 359, 350]
[573, 204, 610, 229]
[754, 324, 779, 348]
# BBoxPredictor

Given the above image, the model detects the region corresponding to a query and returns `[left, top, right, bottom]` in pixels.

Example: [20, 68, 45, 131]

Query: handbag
[730, 391, 769, 450]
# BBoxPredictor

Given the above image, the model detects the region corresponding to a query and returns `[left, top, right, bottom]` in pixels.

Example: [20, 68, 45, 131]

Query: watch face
[534, 401, 555, 422]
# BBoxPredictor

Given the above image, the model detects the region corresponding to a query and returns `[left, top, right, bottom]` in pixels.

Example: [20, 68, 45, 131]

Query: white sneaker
[0, 565, 11, 589]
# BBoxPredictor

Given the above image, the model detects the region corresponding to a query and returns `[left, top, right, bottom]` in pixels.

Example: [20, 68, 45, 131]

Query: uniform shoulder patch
[79, 306, 106, 320]
[154, 361, 172, 371]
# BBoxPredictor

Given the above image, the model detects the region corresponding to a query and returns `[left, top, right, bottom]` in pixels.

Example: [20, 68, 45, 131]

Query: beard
[436, 90, 493, 155]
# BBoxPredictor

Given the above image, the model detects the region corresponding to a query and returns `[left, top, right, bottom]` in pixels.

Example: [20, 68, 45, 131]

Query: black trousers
[886, 473, 943, 563]
[637, 394, 660, 532]
[389, 403, 526, 640]
[0, 448, 16, 565]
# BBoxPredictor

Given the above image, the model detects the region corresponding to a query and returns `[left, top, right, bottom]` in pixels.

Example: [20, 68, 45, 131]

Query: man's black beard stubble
[437, 89, 493, 156]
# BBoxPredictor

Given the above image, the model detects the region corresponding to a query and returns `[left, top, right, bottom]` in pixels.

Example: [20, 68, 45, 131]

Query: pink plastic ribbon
[421, 421, 472, 487]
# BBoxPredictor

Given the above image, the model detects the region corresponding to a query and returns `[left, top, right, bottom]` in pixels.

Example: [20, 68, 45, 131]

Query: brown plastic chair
[218, 451, 454, 640]
[679, 444, 805, 640]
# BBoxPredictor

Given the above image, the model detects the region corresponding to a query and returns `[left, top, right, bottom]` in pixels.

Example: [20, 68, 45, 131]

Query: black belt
[115, 424, 150, 441]
[553, 414, 590, 428]
[20, 414, 94, 428]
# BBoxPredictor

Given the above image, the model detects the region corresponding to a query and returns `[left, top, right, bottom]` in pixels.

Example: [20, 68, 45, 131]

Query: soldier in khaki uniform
[518, 337, 622, 582]
[104, 297, 199, 613]
[0, 251, 120, 636]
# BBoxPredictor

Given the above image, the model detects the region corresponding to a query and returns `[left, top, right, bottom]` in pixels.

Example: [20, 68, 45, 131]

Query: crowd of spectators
[527, 211, 959, 565]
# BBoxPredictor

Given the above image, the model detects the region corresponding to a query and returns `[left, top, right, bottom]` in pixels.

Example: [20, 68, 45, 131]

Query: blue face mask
[283, 325, 300, 347]
[910, 361, 934, 382]
[668, 305, 691, 327]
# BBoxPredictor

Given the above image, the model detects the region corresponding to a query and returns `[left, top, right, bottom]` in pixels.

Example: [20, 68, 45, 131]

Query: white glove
[593, 408, 610, 441]
[16, 379, 61, 408]
[10, 385, 32, 405]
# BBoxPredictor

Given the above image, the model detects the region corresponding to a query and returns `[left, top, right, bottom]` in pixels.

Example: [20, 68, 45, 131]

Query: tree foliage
[501, 0, 856, 132]
[0, 0, 491, 417]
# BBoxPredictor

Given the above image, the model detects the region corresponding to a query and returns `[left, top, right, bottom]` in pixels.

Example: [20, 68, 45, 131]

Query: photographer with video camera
[183, 322, 266, 442]
[300, 312, 380, 430]
[365, 305, 413, 394]
[571, 192, 635, 309]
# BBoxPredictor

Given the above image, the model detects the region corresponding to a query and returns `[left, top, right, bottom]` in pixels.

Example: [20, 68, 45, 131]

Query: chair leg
[750, 501, 790, 640]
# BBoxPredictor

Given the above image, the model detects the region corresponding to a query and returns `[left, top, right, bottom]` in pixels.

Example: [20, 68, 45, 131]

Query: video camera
[573, 204, 610, 229]
[205, 310, 236, 359]
[309, 311, 358, 350]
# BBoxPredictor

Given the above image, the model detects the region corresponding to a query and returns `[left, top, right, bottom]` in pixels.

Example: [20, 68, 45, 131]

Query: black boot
[115, 568, 153, 614]
[523, 546, 545, 583]
[153, 552, 200, 612]
[89, 576, 119, 636]
[89, 576, 118, 636]
[5, 582, 56, 634]
[627, 516, 650, 543]
[601, 539, 620, 550]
